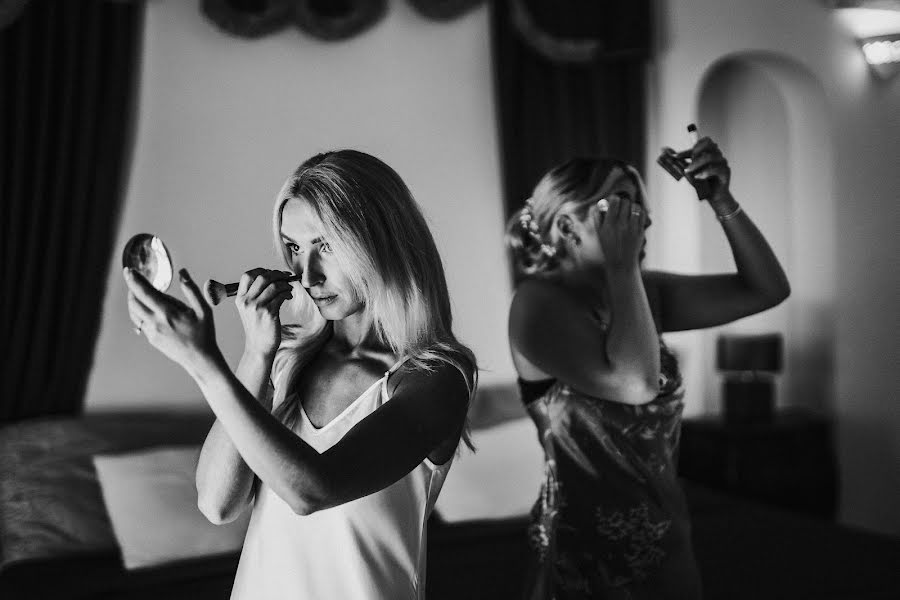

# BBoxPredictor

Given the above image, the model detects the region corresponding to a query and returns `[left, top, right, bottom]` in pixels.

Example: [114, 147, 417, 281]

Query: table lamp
[716, 333, 783, 424]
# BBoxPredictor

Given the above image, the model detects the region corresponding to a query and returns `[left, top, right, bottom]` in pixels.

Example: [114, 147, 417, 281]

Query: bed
[2, 404, 898, 600]
[0, 412, 239, 600]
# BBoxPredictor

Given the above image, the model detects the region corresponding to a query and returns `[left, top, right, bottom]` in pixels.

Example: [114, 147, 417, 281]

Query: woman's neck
[556, 263, 609, 300]
[331, 312, 388, 359]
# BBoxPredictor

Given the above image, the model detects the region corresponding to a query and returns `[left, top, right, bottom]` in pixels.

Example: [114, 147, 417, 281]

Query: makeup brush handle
[224, 274, 302, 297]
[687, 123, 699, 144]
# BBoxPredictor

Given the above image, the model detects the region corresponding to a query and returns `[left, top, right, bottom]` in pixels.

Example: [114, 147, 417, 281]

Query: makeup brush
[206, 275, 302, 306]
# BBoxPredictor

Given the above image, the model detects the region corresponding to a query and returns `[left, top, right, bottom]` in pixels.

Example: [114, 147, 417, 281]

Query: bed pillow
[93, 445, 251, 570]
[435, 417, 544, 523]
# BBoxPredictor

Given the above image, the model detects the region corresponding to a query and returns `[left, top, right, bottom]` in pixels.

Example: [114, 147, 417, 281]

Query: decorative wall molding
[199, 0, 485, 40]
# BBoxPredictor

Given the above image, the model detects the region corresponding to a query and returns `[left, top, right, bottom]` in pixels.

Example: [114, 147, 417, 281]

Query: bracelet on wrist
[716, 205, 743, 222]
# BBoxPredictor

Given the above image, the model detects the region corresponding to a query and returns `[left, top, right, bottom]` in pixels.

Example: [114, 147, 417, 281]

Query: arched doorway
[696, 52, 836, 414]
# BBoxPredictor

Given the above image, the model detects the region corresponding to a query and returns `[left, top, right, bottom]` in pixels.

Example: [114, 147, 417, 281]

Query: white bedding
[87, 414, 544, 570]
[435, 417, 544, 523]
[93, 446, 250, 570]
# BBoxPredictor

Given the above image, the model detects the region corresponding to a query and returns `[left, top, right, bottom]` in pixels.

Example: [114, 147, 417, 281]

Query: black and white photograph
[1, 0, 899, 598]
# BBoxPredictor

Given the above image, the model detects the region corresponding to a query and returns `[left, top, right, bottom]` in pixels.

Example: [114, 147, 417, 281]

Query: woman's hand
[124, 267, 220, 375]
[235, 269, 295, 358]
[594, 196, 647, 270]
[679, 136, 732, 204]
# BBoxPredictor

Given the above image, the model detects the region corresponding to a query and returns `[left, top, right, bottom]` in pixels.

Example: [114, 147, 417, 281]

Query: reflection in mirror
[121, 233, 173, 292]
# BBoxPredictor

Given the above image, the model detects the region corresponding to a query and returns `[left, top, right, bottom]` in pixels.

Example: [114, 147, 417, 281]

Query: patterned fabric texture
[520, 340, 702, 600]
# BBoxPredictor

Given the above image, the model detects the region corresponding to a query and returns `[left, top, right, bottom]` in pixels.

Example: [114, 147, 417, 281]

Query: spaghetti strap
[383, 354, 475, 400]
[385, 354, 412, 376]
[381, 355, 413, 403]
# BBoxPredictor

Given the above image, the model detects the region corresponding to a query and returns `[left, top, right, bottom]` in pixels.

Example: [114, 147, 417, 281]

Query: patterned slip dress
[518, 337, 702, 600]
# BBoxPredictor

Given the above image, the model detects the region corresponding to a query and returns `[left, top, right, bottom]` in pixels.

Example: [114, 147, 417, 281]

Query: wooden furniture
[678, 408, 839, 519]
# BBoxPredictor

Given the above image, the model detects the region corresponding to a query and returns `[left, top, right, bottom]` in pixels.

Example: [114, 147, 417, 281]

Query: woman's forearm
[195, 350, 274, 523]
[189, 351, 327, 516]
[712, 193, 791, 303]
[604, 266, 661, 402]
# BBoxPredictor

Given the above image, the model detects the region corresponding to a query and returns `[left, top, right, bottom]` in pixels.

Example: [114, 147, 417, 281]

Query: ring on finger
[630, 206, 643, 217]
[596, 198, 610, 213]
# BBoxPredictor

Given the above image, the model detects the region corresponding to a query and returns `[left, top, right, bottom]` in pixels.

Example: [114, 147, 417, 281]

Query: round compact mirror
[121, 233, 174, 292]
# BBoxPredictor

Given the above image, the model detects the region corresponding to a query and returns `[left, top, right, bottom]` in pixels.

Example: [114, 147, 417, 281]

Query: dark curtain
[491, 0, 651, 222]
[0, 0, 144, 422]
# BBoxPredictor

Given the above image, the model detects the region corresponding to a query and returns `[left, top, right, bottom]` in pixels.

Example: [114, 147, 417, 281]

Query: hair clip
[519, 199, 556, 259]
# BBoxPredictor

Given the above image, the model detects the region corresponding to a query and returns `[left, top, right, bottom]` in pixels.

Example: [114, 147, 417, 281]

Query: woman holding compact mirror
[505, 133, 790, 599]
[123, 150, 477, 600]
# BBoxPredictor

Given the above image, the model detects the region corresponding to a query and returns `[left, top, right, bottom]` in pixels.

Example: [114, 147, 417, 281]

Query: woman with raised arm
[505, 137, 790, 599]
[124, 150, 477, 600]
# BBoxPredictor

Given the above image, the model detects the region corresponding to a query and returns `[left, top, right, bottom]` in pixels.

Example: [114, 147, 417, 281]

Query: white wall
[85, 0, 514, 412]
[647, 0, 900, 534]
[86, 0, 900, 535]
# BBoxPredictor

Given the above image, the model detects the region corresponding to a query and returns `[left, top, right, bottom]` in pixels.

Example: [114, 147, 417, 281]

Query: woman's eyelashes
[285, 240, 332, 255]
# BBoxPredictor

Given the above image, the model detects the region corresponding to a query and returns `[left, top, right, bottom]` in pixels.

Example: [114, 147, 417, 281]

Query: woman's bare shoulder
[509, 277, 597, 348]
[385, 349, 473, 402]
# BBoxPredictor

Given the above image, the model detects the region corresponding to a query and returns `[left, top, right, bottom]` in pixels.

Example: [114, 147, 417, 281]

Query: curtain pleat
[491, 0, 649, 223]
[0, 0, 143, 422]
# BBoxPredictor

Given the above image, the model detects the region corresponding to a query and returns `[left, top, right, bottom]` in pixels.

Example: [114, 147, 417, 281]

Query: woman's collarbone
[298, 353, 394, 421]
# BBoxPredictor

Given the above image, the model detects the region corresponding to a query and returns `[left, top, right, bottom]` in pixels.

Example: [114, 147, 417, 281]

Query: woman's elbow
[775, 280, 791, 305]
[596, 373, 659, 405]
[287, 490, 329, 516]
[282, 460, 343, 516]
[762, 281, 791, 309]
[198, 497, 244, 525]
[288, 499, 317, 517]
[196, 482, 251, 525]
[766, 268, 791, 304]
[625, 377, 660, 405]
[284, 479, 334, 516]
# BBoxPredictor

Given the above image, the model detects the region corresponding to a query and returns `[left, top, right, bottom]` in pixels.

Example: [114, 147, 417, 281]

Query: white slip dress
[230, 356, 455, 600]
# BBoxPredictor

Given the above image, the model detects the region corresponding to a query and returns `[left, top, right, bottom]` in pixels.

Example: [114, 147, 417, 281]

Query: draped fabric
[408, 0, 484, 21]
[0, 0, 144, 422]
[198, 0, 483, 39]
[490, 0, 651, 223]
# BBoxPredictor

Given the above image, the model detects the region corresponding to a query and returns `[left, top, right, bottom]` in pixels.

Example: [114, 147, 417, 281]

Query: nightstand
[678, 408, 839, 519]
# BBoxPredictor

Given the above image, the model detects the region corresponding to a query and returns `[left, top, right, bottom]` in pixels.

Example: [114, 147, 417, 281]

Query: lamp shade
[716, 333, 783, 372]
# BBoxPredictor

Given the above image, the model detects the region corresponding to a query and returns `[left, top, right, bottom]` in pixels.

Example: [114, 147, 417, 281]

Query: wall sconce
[830, 1, 900, 78]
[860, 33, 900, 77]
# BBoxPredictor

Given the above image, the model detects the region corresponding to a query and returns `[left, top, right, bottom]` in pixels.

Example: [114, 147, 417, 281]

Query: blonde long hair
[269, 150, 477, 447]
[505, 157, 649, 278]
